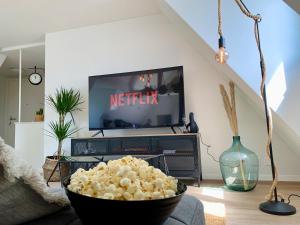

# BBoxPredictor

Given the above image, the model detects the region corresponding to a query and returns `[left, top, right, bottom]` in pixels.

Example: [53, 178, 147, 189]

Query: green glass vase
[219, 136, 259, 191]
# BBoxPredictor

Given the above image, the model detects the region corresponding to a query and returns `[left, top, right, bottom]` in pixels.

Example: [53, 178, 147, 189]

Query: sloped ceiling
[284, 0, 300, 14]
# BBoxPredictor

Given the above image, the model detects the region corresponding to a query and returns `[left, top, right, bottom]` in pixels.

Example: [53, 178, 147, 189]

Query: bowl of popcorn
[64, 156, 187, 225]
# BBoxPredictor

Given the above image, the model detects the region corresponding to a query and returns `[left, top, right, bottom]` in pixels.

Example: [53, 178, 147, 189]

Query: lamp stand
[258, 86, 296, 215]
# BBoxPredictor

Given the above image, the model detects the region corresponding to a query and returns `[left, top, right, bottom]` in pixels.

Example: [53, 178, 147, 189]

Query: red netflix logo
[110, 91, 158, 109]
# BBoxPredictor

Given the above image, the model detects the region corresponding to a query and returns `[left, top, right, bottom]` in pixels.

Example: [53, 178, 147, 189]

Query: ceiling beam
[0, 42, 45, 52]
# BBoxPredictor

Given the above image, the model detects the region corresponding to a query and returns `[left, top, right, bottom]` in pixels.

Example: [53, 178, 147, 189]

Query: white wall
[45, 14, 300, 180]
[3, 77, 45, 122]
[21, 77, 45, 122]
[165, 0, 300, 136]
[277, 63, 300, 133]
[0, 76, 44, 146]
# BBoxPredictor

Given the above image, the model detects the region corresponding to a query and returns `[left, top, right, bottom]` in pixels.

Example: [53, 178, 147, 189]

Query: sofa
[0, 137, 205, 225]
[0, 171, 205, 225]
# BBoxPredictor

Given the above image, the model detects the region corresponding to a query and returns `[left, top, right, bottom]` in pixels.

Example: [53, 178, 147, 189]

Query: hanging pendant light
[215, 36, 229, 64]
[215, 0, 229, 64]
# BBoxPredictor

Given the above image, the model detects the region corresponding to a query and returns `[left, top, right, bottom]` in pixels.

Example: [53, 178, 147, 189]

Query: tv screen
[89, 66, 185, 130]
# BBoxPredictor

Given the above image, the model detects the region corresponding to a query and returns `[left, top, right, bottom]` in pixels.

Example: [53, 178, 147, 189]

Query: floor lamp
[216, 0, 296, 215]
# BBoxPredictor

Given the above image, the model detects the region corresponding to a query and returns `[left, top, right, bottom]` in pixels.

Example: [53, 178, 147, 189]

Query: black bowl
[63, 177, 186, 225]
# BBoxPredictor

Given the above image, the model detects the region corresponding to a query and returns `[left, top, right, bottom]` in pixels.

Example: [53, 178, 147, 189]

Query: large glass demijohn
[219, 136, 259, 191]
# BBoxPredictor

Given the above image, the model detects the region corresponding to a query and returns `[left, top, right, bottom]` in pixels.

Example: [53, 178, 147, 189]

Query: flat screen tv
[89, 66, 185, 130]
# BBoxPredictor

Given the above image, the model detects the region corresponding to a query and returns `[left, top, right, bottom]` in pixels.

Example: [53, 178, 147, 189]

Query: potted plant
[35, 108, 44, 122]
[43, 88, 83, 182]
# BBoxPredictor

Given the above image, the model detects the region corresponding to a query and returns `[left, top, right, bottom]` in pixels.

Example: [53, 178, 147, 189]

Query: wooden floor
[187, 181, 300, 225]
[52, 180, 300, 225]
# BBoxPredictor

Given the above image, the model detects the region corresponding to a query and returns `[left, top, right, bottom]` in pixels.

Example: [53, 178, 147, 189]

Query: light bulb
[215, 36, 229, 64]
[215, 47, 229, 64]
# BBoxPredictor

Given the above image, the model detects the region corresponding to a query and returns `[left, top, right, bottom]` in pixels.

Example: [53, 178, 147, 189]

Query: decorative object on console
[219, 81, 259, 191]
[185, 112, 199, 133]
[44, 88, 83, 182]
[34, 108, 44, 122]
[216, 0, 296, 215]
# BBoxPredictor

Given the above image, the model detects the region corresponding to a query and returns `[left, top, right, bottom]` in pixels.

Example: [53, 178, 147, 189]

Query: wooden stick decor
[219, 81, 239, 136]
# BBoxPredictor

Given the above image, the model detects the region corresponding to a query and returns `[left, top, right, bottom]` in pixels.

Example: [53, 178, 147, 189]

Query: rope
[232, 0, 281, 202]
[234, 0, 261, 21]
[218, 0, 223, 36]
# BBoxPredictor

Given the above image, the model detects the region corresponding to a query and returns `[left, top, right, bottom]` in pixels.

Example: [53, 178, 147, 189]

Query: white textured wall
[3, 77, 45, 122]
[45, 14, 300, 180]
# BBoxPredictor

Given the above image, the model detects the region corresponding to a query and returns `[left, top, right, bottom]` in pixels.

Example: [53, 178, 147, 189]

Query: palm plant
[46, 88, 83, 159]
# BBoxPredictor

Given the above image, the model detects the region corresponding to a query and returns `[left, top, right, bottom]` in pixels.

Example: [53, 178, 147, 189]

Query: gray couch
[0, 166, 205, 225]
[22, 195, 205, 225]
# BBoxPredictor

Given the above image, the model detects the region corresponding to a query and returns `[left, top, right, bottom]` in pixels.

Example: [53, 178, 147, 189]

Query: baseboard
[202, 173, 222, 180]
[202, 173, 300, 182]
[259, 174, 300, 182]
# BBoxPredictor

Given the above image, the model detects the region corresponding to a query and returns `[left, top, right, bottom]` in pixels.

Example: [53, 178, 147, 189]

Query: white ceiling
[0, 0, 160, 77]
[284, 0, 300, 14]
[0, 0, 160, 48]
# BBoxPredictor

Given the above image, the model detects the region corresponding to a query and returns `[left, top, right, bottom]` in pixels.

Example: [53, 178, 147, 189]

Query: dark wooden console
[71, 133, 202, 185]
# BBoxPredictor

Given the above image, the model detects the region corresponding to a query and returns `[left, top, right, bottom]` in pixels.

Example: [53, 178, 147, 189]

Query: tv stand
[91, 129, 104, 137]
[71, 133, 202, 186]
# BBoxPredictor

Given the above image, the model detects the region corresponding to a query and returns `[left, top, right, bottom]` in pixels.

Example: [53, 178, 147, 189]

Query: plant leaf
[46, 87, 83, 118]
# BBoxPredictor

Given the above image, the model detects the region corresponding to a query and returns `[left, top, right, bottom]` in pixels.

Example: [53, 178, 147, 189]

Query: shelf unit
[71, 133, 202, 185]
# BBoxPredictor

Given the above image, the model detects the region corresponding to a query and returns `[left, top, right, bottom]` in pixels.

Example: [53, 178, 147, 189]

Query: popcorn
[154, 178, 164, 189]
[127, 184, 137, 194]
[165, 190, 176, 198]
[103, 193, 114, 200]
[152, 191, 163, 200]
[120, 177, 131, 187]
[134, 189, 145, 200]
[123, 191, 133, 200]
[68, 156, 178, 201]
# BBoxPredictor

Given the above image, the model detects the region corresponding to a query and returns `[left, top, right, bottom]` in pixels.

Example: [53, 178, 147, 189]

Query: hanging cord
[199, 132, 218, 163]
[199, 132, 242, 169]
[232, 0, 282, 201]
[287, 194, 300, 204]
